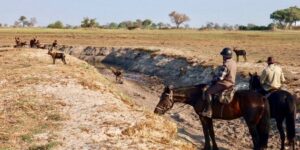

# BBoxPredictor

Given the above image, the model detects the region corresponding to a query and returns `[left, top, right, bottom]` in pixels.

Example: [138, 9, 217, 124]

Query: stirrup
[201, 110, 212, 118]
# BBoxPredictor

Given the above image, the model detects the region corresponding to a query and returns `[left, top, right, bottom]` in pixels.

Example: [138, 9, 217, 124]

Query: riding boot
[201, 93, 212, 118]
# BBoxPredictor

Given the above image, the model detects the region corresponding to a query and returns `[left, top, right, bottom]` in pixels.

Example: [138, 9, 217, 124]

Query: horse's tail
[285, 93, 296, 149]
[257, 97, 270, 148]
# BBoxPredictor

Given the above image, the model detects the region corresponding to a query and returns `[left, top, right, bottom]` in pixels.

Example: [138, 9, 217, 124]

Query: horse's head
[154, 85, 174, 115]
[249, 72, 261, 90]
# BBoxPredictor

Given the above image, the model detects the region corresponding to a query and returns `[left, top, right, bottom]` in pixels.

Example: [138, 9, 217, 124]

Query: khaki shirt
[218, 59, 237, 87]
[260, 64, 285, 91]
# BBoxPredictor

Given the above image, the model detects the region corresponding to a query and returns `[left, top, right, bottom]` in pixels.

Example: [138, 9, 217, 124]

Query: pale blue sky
[0, 0, 299, 27]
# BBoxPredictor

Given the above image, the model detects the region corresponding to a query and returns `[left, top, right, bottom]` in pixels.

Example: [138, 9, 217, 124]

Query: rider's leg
[202, 83, 227, 118]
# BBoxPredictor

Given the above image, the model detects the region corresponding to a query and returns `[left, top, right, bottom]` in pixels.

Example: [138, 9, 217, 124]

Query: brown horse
[154, 84, 270, 150]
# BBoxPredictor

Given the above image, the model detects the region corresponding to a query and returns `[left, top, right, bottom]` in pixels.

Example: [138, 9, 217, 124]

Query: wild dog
[14, 37, 27, 48]
[52, 40, 58, 50]
[48, 50, 66, 64]
[30, 38, 37, 48]
[233, 47, 247, 62]
[111, 67, 123, 84]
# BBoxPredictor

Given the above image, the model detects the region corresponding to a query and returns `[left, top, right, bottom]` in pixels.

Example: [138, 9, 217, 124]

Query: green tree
[134, 19, 143, 28]
[118, 21, 128, 28]
[151, 23, 157, 29]
[81, 17, 99, 28]
[18, 16, 27, 27]
[47, 21, 64, 29]
[169, 11, 190, 28]
[157, 22, 165, 29]
[108, 22, 118, 29]
[270, 6, 300, 29]
[142, 19, 152, 28]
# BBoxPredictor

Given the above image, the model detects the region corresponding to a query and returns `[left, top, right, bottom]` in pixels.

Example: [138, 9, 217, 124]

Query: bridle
[249, 76, 253, 90]
[249, 75, 261, 91]
[155, 91, 174, 112]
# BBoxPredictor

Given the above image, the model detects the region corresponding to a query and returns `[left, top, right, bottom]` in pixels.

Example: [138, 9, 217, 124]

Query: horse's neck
[255, 82, 268, 95]
[172, 88, 199, 105]
[173, 93, 189, 103]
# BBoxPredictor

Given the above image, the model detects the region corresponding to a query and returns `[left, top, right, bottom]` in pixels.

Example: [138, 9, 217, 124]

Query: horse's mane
[172, 84, 207, 94]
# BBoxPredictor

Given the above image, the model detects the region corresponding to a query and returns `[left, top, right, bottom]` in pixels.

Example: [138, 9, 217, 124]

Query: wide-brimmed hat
[267, 57, 274, 64]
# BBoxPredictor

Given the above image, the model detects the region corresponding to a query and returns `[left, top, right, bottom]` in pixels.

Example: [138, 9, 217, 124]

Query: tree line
[1, 6, 299, 30]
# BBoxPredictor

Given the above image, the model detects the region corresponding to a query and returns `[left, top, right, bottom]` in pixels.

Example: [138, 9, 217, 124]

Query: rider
[202, 48, 237, 118]
[260, 57, 285, 92]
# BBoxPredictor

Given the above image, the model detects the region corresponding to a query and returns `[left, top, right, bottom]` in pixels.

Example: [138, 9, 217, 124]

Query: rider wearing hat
[260, 57, 285, 92]
[202, 48, 237, 118]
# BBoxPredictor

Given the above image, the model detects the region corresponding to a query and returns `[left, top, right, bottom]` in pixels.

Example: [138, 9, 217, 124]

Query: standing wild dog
[48, 50, 67, 64]
[30, 37, 37, 48]
[233, 47, 247, 62]
[111, 67, 123, 84]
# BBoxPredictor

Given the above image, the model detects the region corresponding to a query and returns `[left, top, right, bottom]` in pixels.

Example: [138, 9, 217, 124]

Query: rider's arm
[280, 70, 286, 83]
[213, 65, 228, 82]
[260, 69, 267, 84]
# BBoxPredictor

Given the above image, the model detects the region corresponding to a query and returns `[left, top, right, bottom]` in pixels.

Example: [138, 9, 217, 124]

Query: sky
[0, 0, 299, 27]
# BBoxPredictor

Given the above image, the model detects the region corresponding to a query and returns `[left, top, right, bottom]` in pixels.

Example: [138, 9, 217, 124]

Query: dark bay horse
[249, 73, 296, 150]
[154, 84, 270, 150]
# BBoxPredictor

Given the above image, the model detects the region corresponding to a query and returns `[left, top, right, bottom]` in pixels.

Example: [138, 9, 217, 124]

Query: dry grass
[0, 49, 64, 149]
[121, 111, 194, 150]
[0, 48, 194, 149]
[1, 28, 300, 67]
[0, 48, 111, 149]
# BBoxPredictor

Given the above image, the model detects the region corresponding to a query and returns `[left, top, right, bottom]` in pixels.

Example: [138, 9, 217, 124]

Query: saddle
[264, 88, 278, 98]
[213, 87, 235, 104]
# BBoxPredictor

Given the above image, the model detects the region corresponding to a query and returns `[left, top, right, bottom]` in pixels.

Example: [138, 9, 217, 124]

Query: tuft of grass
[28, 142, 60, 150]
[47, 113, 64, 121]
[0, 133, 9, 142]
[21, 134, 33, 143]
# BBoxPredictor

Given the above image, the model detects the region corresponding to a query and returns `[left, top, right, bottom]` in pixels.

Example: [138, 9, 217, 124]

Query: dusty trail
[97, 64, 300, 150]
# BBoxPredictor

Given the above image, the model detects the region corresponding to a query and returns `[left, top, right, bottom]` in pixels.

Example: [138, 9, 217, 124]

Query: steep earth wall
[58, 46, 248, 89]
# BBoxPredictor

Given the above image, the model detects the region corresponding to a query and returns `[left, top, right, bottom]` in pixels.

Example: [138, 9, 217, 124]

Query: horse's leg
[244, 110, 261, 150]
[236, 55, 239, 62]
[199, 116, 211, 150]
[247, 123, 260, 150]
[256, 104, 270, 149]
[244, 55, 247, 62]
[276, 118, 285, 150]
[206, 118, 218, 150]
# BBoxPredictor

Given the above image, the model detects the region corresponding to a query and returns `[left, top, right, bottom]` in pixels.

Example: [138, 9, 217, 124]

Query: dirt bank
[0, 48, 193, 150]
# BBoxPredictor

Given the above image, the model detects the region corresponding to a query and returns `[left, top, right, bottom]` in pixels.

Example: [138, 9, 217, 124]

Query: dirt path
[97, 64, 300, 150]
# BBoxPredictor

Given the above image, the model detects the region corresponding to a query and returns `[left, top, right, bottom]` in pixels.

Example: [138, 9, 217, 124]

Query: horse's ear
[249, 72, 252, 77]
[164, 86, 170, 92]
[164, 85, 173, 93]
[254, 72, 258, 76]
